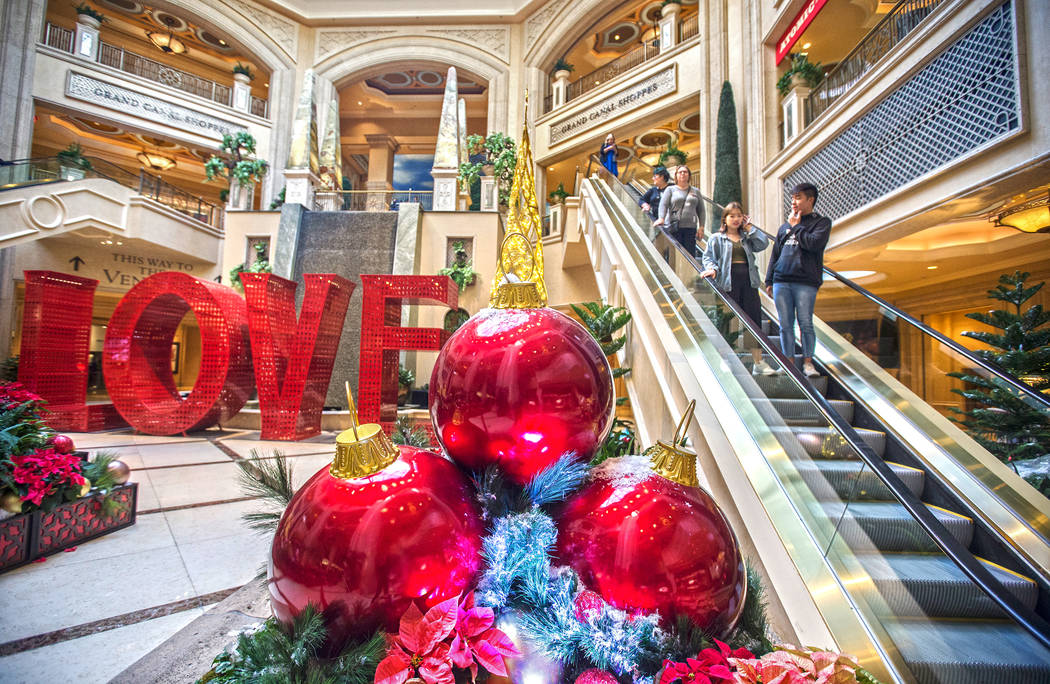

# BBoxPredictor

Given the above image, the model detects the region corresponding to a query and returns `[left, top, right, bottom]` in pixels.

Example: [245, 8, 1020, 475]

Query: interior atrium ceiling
[256, 0, 550, 23]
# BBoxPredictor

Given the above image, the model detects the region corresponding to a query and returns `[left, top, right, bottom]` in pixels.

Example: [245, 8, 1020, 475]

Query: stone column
[659, 2, 681, 53]
[365, 134, 399, 211]
[457, 98, 470, 211]
[284, 69, 321, 209]
[781, 84, 811, 144]
[232, 72, 252, 113]
[552, 69, 571, 107]
[480, 175, 498, 212]
[0, 0, 46, 360]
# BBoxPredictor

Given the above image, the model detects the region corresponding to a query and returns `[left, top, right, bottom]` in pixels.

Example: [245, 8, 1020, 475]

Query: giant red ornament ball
[268, 445, 485, 648]
[556, 456, 746, 634]
[49, 434, 75, 455]
[429, 307, 614, 484]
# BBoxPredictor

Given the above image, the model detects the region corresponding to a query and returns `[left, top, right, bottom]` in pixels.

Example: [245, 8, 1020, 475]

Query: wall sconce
[994, 192, 1050, 234]
[137, 151, 177, 171]
[146, 30, 186, 55]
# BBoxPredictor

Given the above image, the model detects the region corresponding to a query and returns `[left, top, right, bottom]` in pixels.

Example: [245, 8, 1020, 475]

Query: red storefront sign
[775, 0, 828, 65]
[17, 270, 453, 439]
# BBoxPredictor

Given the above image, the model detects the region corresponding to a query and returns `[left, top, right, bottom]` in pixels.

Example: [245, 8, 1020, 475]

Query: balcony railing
[312, 190, 434, 212]
[42, 22, 268, 119]
[0, 156, 223, 230]
[545, 14, 700, 113]
[806, 0, 945, 121]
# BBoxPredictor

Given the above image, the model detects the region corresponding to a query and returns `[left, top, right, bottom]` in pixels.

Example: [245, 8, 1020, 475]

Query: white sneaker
[803, 361, 820, 377]
[752, 360, 778, 376]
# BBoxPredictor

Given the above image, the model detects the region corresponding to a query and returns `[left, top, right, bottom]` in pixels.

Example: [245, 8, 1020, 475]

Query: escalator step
[857, 553, 1039, 618]
[783, 425, 886, 458]
[752, 373, 828, 398]
[820, 501, 973, 552]
[883, 618, 1050, 684]
[768, 397, 854, 425]
[797, 459, 923, 500]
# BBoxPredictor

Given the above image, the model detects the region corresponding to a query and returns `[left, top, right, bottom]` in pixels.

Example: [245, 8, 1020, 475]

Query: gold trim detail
[490, 91, 547, 308]
[646, 399, 699, 487]
[329, 382, 400, 479]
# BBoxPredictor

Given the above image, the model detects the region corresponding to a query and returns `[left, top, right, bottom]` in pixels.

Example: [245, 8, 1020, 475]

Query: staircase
[738, 314, 1050, 684]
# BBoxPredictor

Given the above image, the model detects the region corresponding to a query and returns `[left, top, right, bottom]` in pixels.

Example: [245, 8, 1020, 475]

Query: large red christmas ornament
[49, 434, 75, 455]
[430, 305, 614, 484]
[269, 397, 484, 650]
[555, 403, 746, 634]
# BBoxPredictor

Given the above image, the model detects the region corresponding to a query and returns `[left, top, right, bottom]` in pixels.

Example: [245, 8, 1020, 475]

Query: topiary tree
[948, 271, 1050, 466]
[713, 80, 742, 207]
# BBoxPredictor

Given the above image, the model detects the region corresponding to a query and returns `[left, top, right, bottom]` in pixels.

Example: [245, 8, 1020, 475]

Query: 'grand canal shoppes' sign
[548, 65, 677, 145]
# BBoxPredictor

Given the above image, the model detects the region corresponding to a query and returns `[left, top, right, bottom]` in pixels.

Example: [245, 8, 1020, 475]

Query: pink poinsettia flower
[659, 640, 754, 684]
[728, 644, 859, 684]
[374, 593, 520, 684]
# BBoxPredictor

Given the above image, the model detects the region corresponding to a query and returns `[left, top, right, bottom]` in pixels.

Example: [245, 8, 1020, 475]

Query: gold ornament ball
[107, 460, 131, 485]
[1, 492, 23, 514]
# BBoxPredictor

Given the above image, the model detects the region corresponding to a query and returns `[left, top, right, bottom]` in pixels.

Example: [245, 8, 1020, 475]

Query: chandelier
[146, 30, 186, 55]
[136, 151, 177, 171]
[994, 191, 1050, 234]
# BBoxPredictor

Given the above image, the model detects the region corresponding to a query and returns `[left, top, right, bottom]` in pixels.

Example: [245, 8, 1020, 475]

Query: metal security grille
[782, 2, 1018, 221]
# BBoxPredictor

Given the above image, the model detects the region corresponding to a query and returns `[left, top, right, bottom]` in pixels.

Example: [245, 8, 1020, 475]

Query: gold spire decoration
[490, 91, 547, 309]
[330, 381, 399, 479]
[645, 400, 699, 487]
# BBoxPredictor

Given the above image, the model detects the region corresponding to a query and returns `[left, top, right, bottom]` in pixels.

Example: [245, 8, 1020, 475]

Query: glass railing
[587, 167, 1050, 683]
[0, 157, 223, 230]
[311, 189, 434, 212]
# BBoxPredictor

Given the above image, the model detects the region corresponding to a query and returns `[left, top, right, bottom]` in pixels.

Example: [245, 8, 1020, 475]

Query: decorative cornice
[316, 30, 397, 59]
[315, 26, 510, 64]
[225, 0, 298, 58]
[425, 28, 509, 62]
[526, 0, 565, 47]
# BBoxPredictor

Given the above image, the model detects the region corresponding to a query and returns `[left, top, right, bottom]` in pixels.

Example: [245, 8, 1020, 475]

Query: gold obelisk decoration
[330, 382, 400, 479]
[644, 400, 700, 487]
[489, 92, 547, 309]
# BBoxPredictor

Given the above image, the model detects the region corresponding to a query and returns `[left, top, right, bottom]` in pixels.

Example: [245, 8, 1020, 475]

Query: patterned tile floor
[0, 428, 338, 683]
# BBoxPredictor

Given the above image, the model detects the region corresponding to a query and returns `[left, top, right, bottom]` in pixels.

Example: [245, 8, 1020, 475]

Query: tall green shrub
[713, 81, 742, 207]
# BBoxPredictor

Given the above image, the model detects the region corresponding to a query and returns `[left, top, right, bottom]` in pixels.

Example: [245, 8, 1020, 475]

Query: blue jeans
[772, 282, 819, 360]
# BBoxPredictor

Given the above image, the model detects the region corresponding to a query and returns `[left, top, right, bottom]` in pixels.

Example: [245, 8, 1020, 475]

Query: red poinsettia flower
[659, 640, 755, 684]
[374, 593, 520, 684]
[10, 448, 85, 506]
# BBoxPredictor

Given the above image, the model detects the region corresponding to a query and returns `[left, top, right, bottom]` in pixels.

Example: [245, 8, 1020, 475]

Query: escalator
[580, 167, 1050, 683]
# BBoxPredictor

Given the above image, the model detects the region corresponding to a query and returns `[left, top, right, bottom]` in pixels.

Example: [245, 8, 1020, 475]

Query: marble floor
[0, 428, 340, 683]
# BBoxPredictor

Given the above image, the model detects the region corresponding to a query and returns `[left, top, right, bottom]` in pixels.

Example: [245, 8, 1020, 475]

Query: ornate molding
[316, 30, 397, 60]
[425, 28, 509, 62]
[225, 0, 298, 58]
[526, 0, 565, 47]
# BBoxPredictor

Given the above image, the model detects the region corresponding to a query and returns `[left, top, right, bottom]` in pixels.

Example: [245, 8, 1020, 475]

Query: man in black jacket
[638, 167, 670, 221]
[764, 182, 832, 377]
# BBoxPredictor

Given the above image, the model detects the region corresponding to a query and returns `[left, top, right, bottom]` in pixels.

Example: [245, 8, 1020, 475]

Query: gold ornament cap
[490, 91, 547, 309]
[331, 382, 400, 479]
[645, 400, 699, 487]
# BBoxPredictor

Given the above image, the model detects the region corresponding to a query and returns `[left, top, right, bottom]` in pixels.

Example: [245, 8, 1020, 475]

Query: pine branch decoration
[237, 450, 296, 534]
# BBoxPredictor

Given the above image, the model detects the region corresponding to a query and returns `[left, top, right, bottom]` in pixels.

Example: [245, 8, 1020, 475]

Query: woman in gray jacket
[656, 166, 704, 256]
[700, 202, 776, 375]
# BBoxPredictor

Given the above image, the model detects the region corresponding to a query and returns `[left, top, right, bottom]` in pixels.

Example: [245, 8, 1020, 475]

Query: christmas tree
[948, 271, 1050, 465]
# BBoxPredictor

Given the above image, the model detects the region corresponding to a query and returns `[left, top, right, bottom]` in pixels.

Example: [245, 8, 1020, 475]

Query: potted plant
[658, 140, 687, 167]
[439, 241, 478, 291]
[74, 2, 105, 28]
[397, 365, 414, 406]
[204, 131, 268, 210]
[548, 182, 569, 205]
[57, 142, 92, 180]
[458, 133, 516, 206]
[776, 53, 824, 97]
[233, 63, 255, 83]
[229, 242, 271, 292]
[552, 58, 574, 80]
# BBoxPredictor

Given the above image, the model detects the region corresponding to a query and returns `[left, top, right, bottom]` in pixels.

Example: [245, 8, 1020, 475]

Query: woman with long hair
[599, 133, 618, 177]
[701, 202, 776, 375]
[656, 165, 704, 256]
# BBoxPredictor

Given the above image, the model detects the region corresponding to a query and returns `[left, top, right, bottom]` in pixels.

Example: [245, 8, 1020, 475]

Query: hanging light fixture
[137, 150, 177, 171]
[993, 191, 1050, 234]
[146, 30, 186, 55]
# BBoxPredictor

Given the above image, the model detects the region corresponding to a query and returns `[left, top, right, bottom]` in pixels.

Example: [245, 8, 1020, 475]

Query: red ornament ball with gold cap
[268, 427, 484, 650]
[556, 455, 746, 634]
[430, 306, 615, 485]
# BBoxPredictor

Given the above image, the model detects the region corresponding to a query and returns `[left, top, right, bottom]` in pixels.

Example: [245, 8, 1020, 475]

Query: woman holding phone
[700, 202, 775, 375]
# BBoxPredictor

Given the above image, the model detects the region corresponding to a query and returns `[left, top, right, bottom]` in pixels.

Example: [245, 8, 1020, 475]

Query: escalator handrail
[589, 168, 1050, 652]
[730, 213, 1050, 412]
